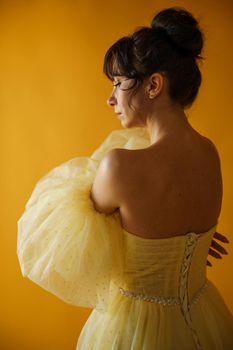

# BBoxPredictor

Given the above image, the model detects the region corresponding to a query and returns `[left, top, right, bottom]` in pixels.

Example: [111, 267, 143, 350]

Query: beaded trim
[118, 280, 208, 307]
[118, 287, 180, 306]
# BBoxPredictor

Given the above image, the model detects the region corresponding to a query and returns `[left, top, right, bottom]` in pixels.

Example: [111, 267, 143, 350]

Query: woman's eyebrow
[113, 76, 123, 80]
[114, 76, 131, 82]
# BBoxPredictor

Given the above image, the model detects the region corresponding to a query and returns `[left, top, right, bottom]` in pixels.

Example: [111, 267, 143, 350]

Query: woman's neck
[146, 105, 193, 146]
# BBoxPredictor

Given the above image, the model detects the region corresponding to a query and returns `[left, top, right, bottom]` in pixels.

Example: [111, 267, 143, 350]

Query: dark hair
[103, 6, 205, 110]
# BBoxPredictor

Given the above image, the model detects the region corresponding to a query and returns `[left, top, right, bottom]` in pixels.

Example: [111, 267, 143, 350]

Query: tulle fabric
[17, 127, 150, 312]
[76, 280, 233, 350]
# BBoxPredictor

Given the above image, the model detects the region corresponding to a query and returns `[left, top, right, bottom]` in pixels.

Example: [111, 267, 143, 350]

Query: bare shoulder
[200, 135, 221, 165]
[103, 148, 128, 166]
[104, 147, 137, 162]
[101, 148, 130, 178]
[102, 147, 140, 187]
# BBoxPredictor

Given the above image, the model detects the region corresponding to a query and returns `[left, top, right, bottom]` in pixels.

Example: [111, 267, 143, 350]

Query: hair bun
[151, 7, 204, 59]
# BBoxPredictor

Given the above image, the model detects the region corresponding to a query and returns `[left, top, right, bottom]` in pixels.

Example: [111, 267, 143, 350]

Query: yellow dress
[17, 127, 233, 349]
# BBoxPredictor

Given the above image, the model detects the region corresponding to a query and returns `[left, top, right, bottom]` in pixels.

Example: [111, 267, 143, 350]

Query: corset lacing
[179, 232, 203, 350]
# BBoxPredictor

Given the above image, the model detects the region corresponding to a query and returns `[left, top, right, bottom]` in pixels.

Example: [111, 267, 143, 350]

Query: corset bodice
[117, 225, 217, 306]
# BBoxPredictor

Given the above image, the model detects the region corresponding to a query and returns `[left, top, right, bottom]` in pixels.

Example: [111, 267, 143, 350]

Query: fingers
[207, 230, 230, 267]
[210, 240, 228, 255]
[211, 231, 229, 259]
[213, 231, 230, 243]
[208, 247, 222, 259]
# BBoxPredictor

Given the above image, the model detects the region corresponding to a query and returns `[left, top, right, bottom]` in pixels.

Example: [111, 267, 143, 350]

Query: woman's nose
[107, 95, 116, 107]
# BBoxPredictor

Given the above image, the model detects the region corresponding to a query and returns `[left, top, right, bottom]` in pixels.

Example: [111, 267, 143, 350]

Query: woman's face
[107, 76, 147, 128]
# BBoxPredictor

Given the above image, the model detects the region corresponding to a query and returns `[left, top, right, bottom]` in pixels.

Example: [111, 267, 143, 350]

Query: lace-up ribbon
[179, 232, 204, 350]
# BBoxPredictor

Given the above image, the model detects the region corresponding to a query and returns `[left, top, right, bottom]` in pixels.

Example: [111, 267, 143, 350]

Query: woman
[17, 6, 233, 350]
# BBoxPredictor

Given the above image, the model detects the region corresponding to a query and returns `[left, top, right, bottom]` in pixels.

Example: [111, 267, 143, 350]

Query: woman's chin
[117, 113, 124, 120]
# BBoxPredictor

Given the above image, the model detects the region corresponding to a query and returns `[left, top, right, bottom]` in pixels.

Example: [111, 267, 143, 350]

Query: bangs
[103, 36, 137, 81]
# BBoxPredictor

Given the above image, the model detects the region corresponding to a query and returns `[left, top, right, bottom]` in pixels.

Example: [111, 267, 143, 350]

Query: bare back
[117, 129, 222, 239]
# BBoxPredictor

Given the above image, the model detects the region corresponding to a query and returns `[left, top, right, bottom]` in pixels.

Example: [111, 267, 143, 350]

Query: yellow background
[1, 0, 233, 349]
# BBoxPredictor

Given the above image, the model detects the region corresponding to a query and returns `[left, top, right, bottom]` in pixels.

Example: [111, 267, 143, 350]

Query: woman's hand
[207, 231, 229, 267]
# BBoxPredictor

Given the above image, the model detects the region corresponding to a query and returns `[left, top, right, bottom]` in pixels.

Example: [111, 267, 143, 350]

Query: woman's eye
[113, 82, 121, 87]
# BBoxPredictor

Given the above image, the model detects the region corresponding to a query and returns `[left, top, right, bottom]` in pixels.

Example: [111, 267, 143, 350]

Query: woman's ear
[147, 72, 164, 99]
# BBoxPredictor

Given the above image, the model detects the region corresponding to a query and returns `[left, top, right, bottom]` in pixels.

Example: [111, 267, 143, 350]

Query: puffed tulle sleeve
[17, 127, 150, 313]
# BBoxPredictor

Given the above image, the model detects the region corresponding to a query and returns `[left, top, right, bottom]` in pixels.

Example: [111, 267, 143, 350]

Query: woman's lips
[116, 112, 123, 119]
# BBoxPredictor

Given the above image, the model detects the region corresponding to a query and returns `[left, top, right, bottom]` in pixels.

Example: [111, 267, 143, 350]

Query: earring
[149, 95, 155, 99]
